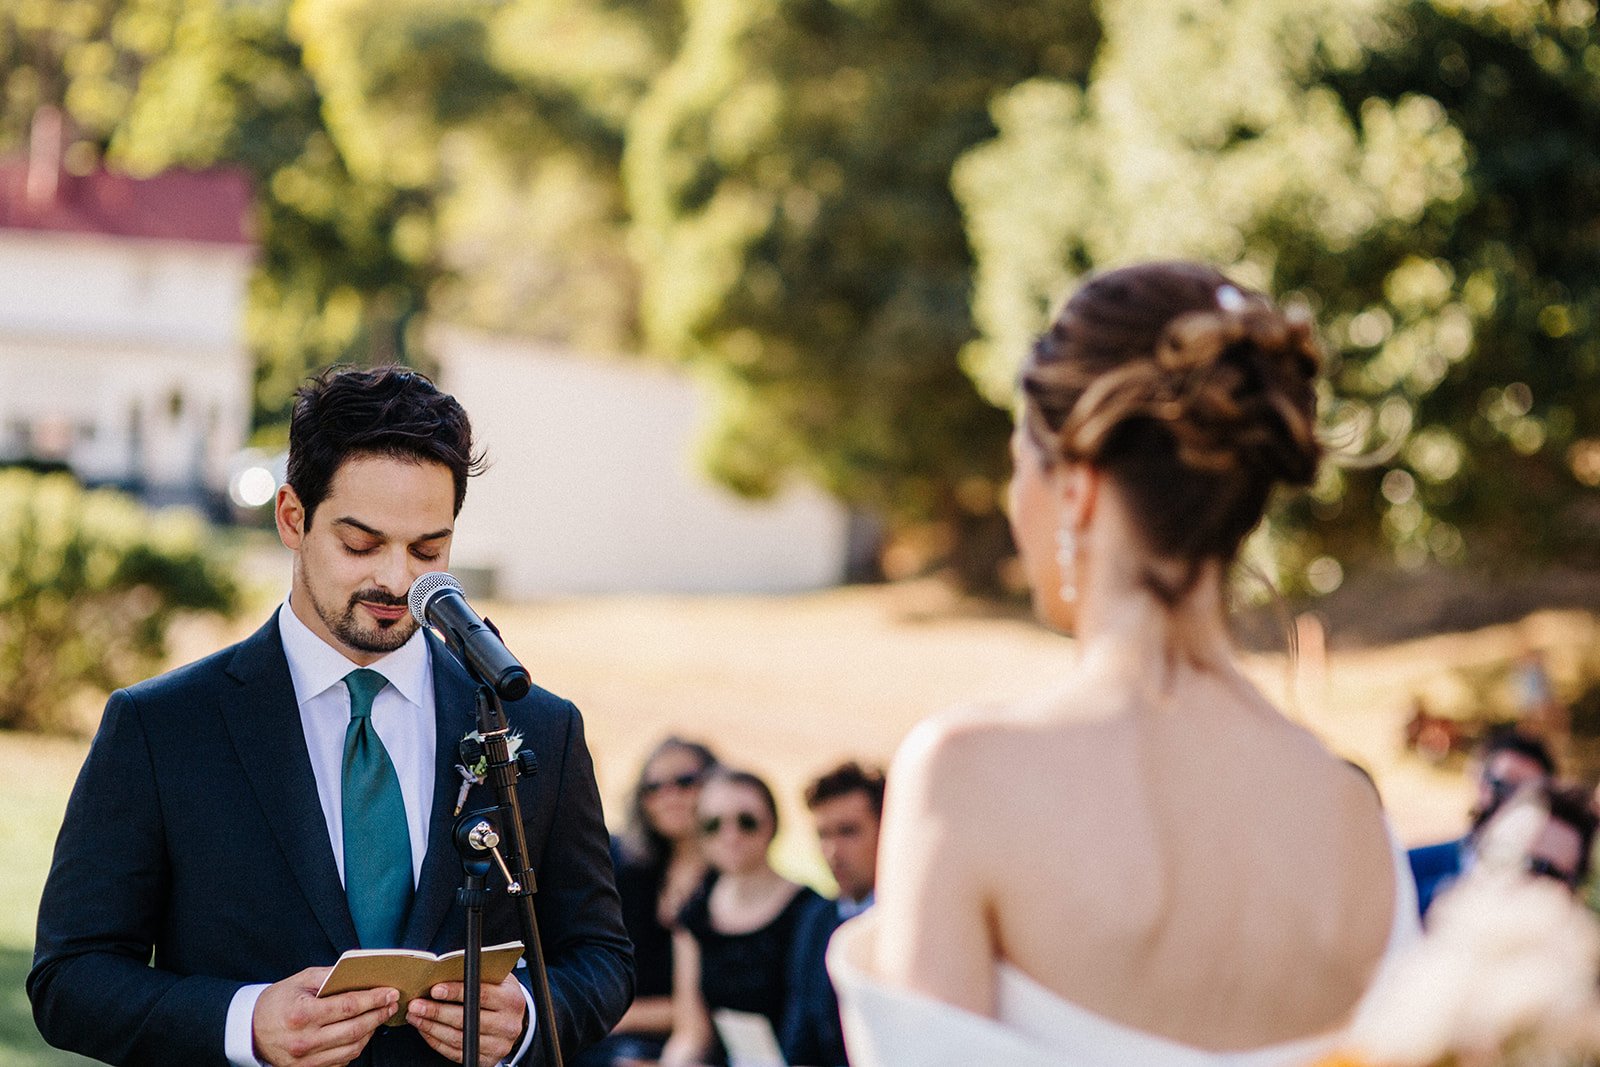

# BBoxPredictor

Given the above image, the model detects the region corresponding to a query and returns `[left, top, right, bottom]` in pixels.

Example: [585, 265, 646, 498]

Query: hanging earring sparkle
[1055, 522, 1078, 604]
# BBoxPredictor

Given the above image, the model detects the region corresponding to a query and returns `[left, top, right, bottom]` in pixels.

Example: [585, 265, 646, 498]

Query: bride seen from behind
[830, 261, 1419, 1066]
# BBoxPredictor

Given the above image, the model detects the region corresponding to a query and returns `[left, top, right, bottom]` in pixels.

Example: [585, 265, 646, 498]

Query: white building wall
[437, 328, 849, 596]
[0, 230, 254, 492]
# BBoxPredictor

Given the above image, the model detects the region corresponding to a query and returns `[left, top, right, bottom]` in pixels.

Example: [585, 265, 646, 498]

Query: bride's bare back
[874, 651, 1397, 1050]
[871, 262, 1402, 1050]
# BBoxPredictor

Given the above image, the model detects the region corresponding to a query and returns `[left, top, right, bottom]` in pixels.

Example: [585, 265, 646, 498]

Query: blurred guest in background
[661, 768, 826, 1067]
[1512, 645, 1570, 754]
[781, 761, 887, 1067]
[579, 737, 719, 1067]
[1518, 783, 1597, 896]
[1409, 726, 1555, 917]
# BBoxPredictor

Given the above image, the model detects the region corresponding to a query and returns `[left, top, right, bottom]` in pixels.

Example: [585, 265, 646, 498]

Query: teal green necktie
[341, 668, 413, 948]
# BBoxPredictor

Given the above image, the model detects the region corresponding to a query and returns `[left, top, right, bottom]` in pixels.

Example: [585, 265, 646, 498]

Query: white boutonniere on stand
[454, 728, 524, 815]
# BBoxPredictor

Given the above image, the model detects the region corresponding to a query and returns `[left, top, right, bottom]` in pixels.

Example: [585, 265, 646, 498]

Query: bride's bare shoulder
[889, 693, 1126, 814]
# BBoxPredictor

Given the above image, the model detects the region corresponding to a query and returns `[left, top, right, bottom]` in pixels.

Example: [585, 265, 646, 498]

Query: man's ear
[275, 484, 306, 551]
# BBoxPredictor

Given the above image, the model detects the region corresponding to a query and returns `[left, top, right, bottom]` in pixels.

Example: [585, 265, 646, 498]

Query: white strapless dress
[828, 833, 1420, 1067]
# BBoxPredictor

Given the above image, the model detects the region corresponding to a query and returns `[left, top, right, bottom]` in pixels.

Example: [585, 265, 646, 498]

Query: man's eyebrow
[332, 517, 384, 538]
[332, 517, 452, 542]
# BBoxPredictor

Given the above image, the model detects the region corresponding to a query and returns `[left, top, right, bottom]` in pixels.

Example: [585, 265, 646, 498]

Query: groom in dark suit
[30, 366, 632, 1066]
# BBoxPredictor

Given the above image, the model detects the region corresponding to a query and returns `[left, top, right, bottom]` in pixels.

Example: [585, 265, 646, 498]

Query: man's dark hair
[286, 365, 484, 527]
[1479, 725, 1557, 779]
[805, 761, 887, 819]
[1542, 783, 1599, 887]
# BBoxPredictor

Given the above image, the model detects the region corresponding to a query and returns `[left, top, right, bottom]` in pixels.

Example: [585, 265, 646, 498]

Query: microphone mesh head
[408, 571, 463, 626]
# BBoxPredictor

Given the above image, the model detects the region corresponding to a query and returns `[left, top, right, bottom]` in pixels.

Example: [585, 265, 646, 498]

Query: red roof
[0, 160, 254, 247]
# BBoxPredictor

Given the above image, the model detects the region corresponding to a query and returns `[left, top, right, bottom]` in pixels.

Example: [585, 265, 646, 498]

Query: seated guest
[1517, 782, 1597, 895]
[1409, 726, 1554, 917]
[782, 762, 886, 1067]
[579, 737, 719, 1067]
[661, 769, 827, 1067]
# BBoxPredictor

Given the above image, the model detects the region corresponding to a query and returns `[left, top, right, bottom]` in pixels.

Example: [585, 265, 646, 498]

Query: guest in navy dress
[660, 769, 827, 1067]
[577, 737, 719, 1067]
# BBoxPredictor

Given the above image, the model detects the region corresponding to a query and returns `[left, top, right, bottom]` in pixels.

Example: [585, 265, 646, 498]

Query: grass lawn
[2, 585, 1592, 1064]
[0, 733, 96, 1065]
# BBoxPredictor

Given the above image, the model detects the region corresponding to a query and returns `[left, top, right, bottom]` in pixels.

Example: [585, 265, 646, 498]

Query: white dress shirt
[837, 890, 875, 922]
[224, 600, 534, 1066]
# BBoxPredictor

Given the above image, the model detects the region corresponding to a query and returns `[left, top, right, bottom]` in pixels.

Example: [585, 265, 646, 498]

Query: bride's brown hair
[1020, 261, 1323, 605]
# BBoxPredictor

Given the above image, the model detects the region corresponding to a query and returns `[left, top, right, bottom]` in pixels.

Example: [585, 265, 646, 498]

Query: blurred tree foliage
[955, 0, 1600, 586]
[3, 0, 1597, 587]
[0, 0, 172, 149]
[1, 0, 444, 428]
[285, 0, 682, 354]
[0, 472, 240, 733]
[624, 0, 1098, 587]
[116, 0, 441, 428]
[1324, 0, 1600, 571]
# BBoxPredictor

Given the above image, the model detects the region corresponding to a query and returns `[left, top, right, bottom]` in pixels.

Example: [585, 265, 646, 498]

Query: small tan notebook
[316, 941, 525, 1025]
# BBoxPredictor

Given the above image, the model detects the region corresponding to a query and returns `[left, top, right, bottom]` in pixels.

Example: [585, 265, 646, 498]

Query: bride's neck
[1073, 551, 1237, 694]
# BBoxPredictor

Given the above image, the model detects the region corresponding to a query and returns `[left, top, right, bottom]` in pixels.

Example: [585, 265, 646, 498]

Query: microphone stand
[457, 683, 564, 1067]
[451, 820, 492, 1067]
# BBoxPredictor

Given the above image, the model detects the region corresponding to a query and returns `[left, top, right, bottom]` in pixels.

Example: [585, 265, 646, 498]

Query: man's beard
[313, 585, 418, 655]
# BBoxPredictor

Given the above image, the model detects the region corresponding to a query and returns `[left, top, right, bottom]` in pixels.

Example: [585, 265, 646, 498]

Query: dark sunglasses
[701, 811, 764, 837]
[1527, 856, 1578, 888]
[641, 772, 703, 797]
[1484, 775, 1521, 801]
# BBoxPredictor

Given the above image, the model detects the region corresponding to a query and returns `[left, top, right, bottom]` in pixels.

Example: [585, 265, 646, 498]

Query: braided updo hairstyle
[1020, 261, 1323, 606]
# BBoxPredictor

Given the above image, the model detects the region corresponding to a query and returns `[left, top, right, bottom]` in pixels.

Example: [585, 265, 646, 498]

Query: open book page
[317, 941, 524, 1025]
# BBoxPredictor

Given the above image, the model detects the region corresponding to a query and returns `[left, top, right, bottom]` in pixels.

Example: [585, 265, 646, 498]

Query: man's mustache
[350, 589, 408, 609]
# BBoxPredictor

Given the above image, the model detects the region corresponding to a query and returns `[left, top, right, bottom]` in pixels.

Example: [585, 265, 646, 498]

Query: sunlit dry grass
[127, 583, 1600, 879]
[7, 586, 1593, 1063]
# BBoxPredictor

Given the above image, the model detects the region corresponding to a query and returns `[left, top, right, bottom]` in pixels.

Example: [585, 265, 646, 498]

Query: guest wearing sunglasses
[579, 737, 720, 1067]
[661, 768, 827, 1067]
[1518, 782, 1597, 895]
[1408, 725, 1555, 919]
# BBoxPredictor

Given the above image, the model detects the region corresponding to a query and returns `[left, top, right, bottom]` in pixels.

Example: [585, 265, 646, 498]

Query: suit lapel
[402, 634, 479, 950]
[221, 614, 359, 954]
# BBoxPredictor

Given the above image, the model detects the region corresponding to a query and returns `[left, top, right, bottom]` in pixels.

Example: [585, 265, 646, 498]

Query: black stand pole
[460, 684, 563, 1067]
[450, 829, 491, 1067]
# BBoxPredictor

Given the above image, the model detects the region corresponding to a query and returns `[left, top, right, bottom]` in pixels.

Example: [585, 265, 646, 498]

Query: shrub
[0, 471, 241, 733]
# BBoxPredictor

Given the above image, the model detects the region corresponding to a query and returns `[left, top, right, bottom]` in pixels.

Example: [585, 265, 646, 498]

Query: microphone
[408, 572, 532, 701]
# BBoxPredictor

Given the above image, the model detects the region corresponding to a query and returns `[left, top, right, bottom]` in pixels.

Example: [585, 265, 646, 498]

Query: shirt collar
[838, 891, 875, 921]
[277, 597, 433, 709]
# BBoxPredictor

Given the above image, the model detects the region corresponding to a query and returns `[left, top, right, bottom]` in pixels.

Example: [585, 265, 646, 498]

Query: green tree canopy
[0, 0, 175, 153]
[113, 0, 440, 428]
[955, 0, 1599, 585]
[285, 0, 683, 353]
[625, 0, 1098, 585]
[7, 0, 1596, 589]
[1324, 0, 1600, 569]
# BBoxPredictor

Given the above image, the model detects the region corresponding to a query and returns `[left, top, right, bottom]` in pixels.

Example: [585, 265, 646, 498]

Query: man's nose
[374, 548, 413, 592]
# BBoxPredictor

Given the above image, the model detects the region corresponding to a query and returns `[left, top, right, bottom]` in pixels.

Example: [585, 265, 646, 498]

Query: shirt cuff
[225, 984, 270, 1067]
[504, 974, 538, 1065]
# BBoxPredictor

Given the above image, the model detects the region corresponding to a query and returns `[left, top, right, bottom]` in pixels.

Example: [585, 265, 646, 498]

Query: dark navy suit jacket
[779, 899, 849, 1067]
[1407, 836, 1467, 918]
[29, 614, 633, 1066]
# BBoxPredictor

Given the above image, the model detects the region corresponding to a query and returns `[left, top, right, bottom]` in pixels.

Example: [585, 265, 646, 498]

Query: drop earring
[1055, 521, 1078, 604]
